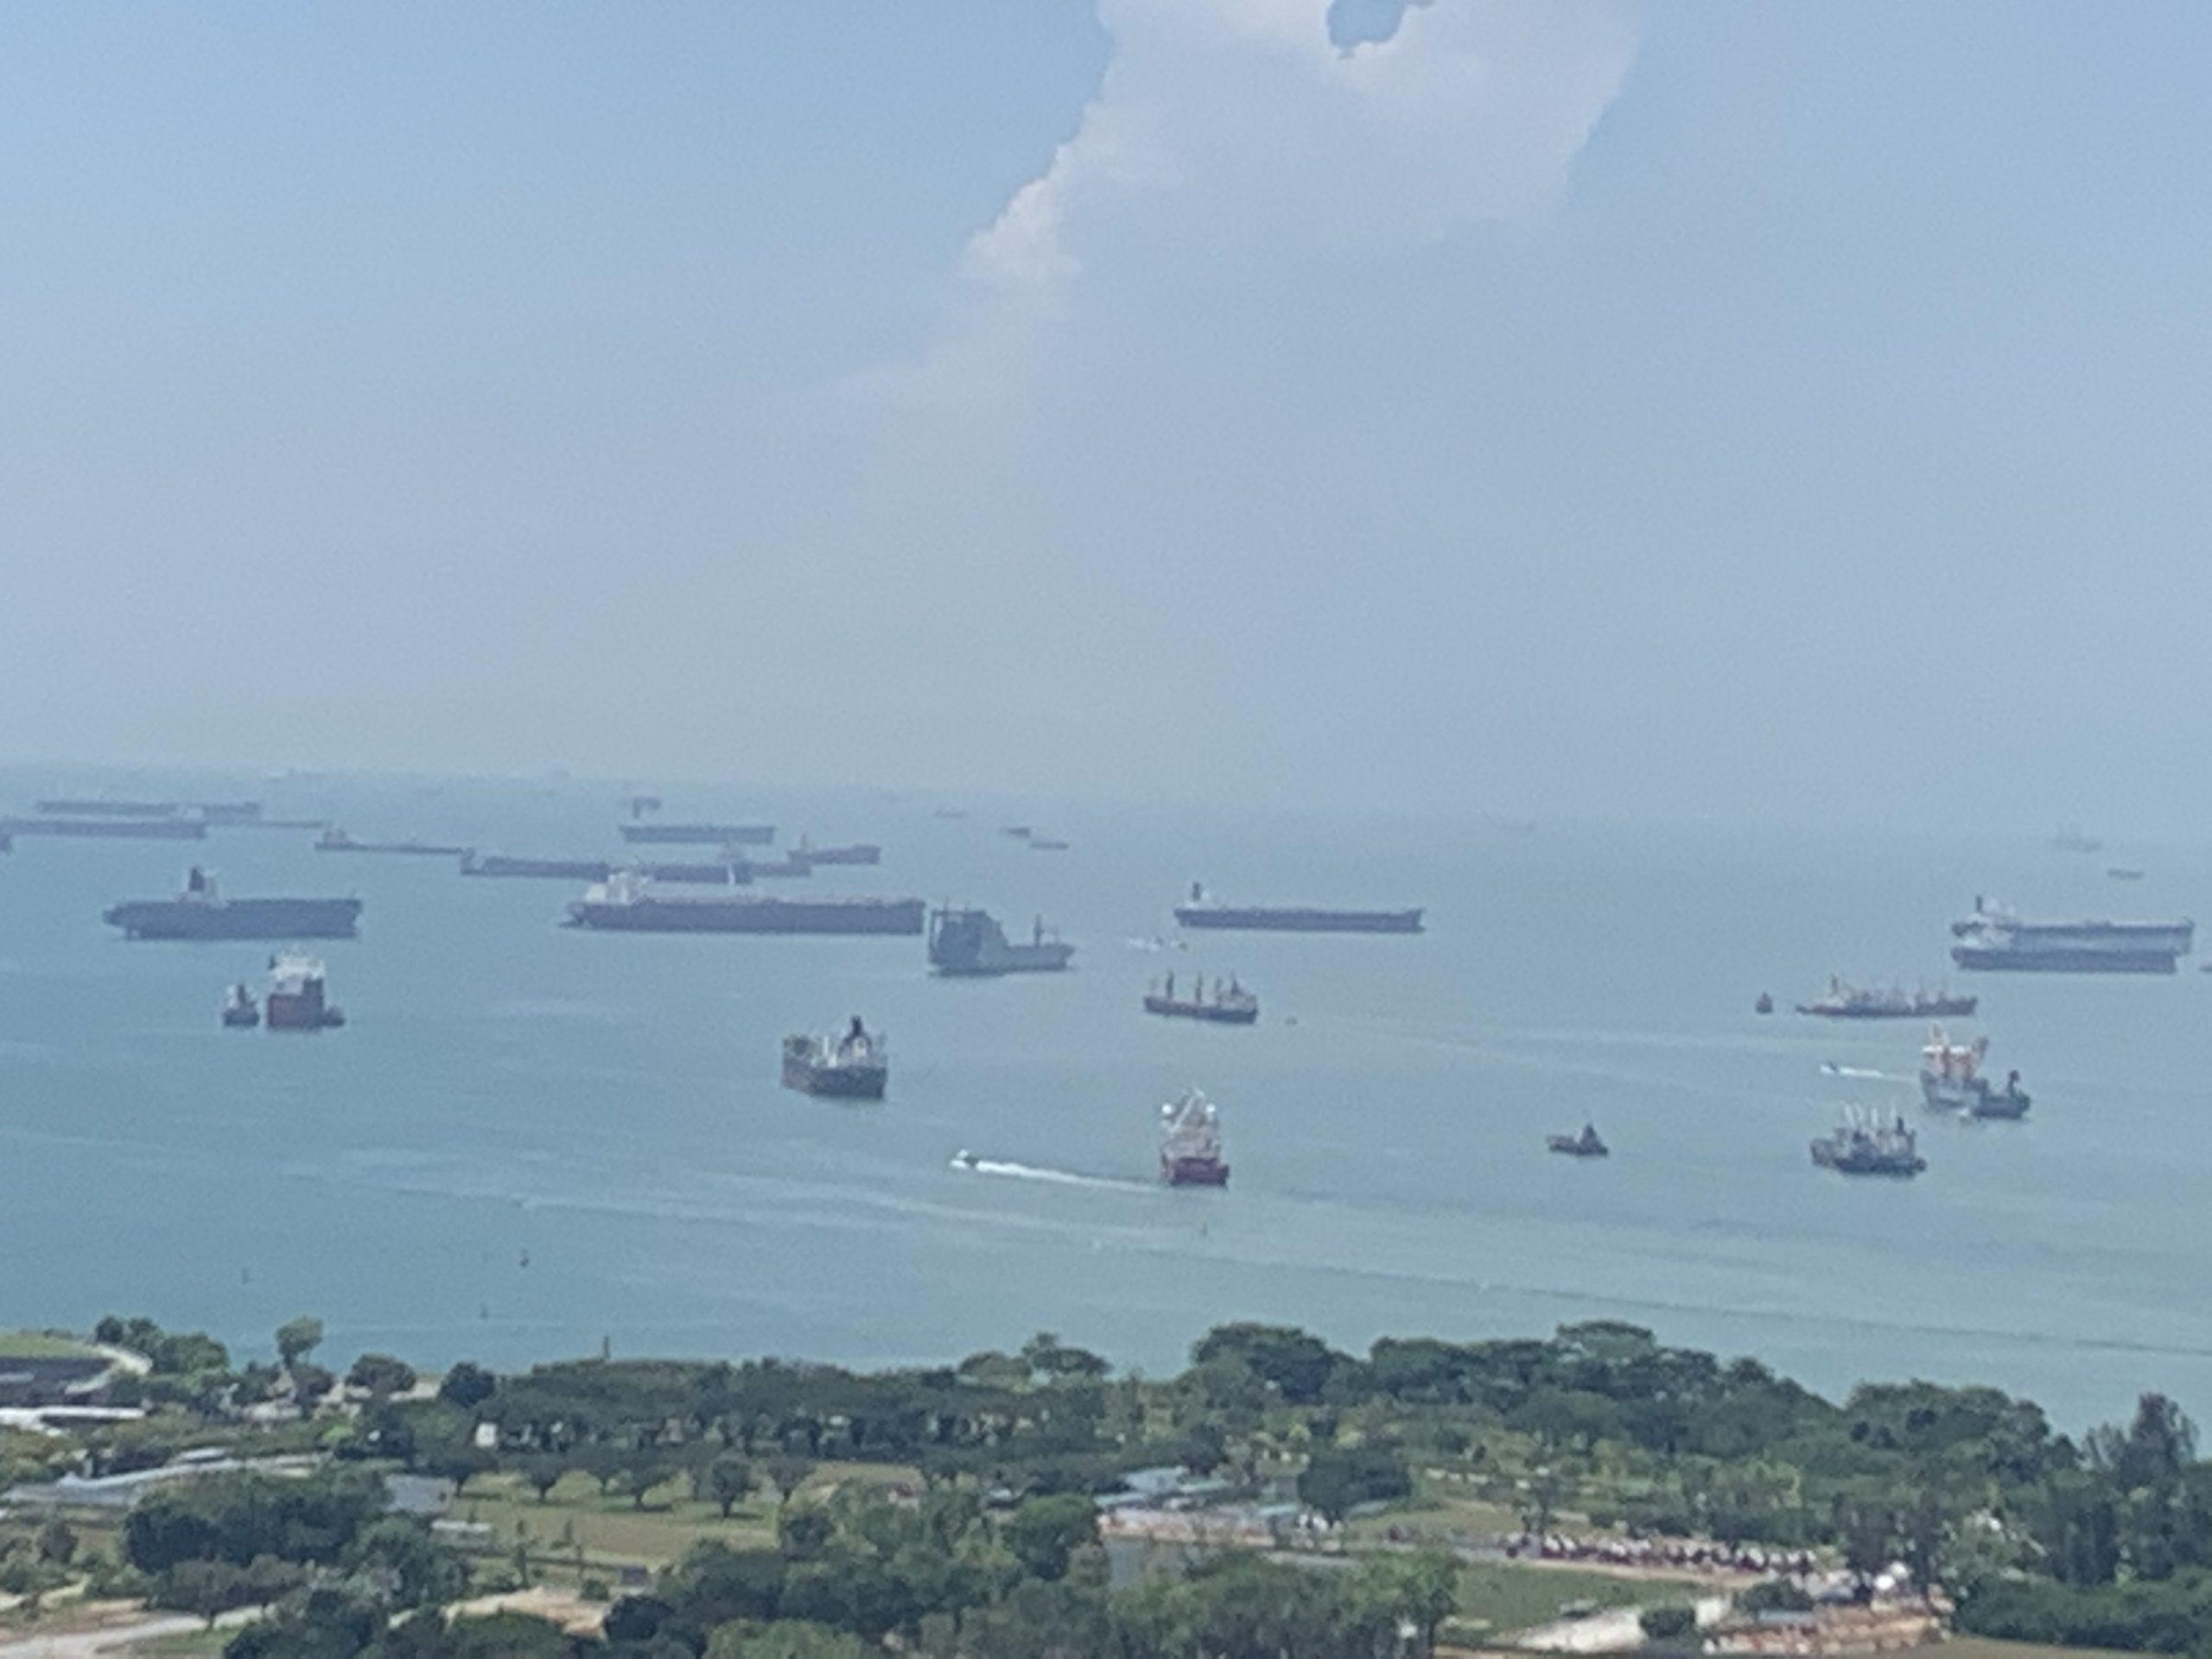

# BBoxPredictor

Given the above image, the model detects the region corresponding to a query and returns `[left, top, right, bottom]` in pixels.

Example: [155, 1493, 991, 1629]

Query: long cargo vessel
[3, 816, 207, 840]
[1142, 973, 1258, 1025]
[793, 837, 881, 868]
[927, 908, 1074, 974]
[316, 828, 470, 856]
[1173, 882, 1421, 934]
[617, 821, 774, 846]
[564, 872, 923, 934]
[1795, 977, 1976, 1020]
[33, 799, 264, 823]
[104, 868, 363, 940]
[461, 853, 614, 880]
[1950, 899, 2193, 973]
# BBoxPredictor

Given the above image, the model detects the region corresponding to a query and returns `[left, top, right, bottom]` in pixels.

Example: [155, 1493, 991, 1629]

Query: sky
[4, 2, 2211, 829]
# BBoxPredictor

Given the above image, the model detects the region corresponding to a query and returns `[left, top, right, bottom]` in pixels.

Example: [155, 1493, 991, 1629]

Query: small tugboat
[1160, 1089, 1229, 1186]
[1142, 972, 1259, 1025]
[1795, 976, 1977, 1020]
[1754, 992, 1774, 1015]
[264, 953, 345, 1031]
[1547, 1123, 1609, 1158]
[1919, 1026, 2032, 1117]
[220, 983, 260, 1029]
[781, 1017, 888, 1099]
[1811, 1110, 1925, 1176]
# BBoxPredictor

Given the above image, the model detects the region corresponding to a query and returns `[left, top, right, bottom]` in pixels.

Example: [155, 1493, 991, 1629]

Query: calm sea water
[3, 766, 2208, 1427]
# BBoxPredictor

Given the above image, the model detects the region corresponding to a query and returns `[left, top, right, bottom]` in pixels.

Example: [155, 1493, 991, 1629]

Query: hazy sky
[6, 3, 2211, 828]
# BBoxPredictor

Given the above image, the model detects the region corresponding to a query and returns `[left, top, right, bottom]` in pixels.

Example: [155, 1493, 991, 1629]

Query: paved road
[0, 1607, 252, 1656]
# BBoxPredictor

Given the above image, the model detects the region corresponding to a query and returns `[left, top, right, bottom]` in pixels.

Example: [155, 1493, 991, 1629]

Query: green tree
[766, 1455, 813, 1510]
[438, 1362, 497, 1411]
[346, 1353, 417, 1398]
[276, 1317, 325, 1372]
[1352, 1550, 1459, 1658]
[1003, 1493, 1099, 1583]
[706, 1619, 869, 1659]
[704, 1452, 754, 1519]
[1298, 1443, 1412, 1523]
[1641, 1605, 1698, 1644]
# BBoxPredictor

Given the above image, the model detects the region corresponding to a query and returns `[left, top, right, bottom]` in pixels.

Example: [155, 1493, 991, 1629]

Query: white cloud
[862, 0, 1638, 410]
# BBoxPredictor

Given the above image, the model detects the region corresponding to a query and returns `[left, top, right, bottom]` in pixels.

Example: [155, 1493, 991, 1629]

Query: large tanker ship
[1173, 882, 1422, 934]
[1950, 898, 2193, 973]
[104, 868, 363, 941]
[564, 872, 924, 935]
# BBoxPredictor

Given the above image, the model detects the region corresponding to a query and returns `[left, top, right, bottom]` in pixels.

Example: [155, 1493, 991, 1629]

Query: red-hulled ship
[265, 952, 346, 1031]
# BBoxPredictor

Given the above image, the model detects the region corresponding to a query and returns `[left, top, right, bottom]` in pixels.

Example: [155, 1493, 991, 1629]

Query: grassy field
[1887, 1642, 2142, 1659]
[1446, 1560, 1666, 1637]
[452, 1460, 918, 1573]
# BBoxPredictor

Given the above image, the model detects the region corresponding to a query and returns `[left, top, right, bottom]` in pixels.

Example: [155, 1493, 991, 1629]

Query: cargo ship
[264, 952, 346, 1031]
[316, 828, 471, 856]
[927, 908, 1074, 974]
[3, 815, 207, 840]
[461, 853, 614, 880]
[781, 1017, 888, 1098]
[1950, 900, 2193, 973]
[220, 983, 260, 1028]
[1160, 1089, 1229, 1185]
[618, 821, 774, 846]
[105, 868, 363, 941]
[35, 798, 184, 817]
[1173, 882, 1422, 934]
[741, 855, 814, 880]
[1919, 1027, 2031, 1118]
[792, 837, 881, 867]
[1811, 1110, 1925, 1176]
[1794, 977, 1977, 1019]
[1142, 973, 1258, 1025]
[643, 860, 750, 885]
[564, 872, 924, 934]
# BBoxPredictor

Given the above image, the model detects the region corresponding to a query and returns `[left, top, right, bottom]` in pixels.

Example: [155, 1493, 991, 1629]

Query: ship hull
[5, 817, 207, 840]
[927, 911, 1075, 974]
[266, 997, 343, 1032]
[1162, 1156, 1229, 1186]
[462, 856, 613, 880]
[1952, 945, 2179, 973]
[1174, 906, 1422, 933]
[1811, 1145, 1924, 1176]
[567, 897, 925, 935]
[1141, 995, 1258, 1025]
[781, 1061, 887, 1099]
[1797, 998, 1977, 1020]
[104, 899, 363, 940]
[933, 946, 1075, 976]
[319, 842, 469, 856]
[619, 823, 775, 845]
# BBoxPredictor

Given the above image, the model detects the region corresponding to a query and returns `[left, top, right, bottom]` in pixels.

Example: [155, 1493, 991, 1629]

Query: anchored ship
[220, 983, 260, 1029]
[1811, 1110, 1926, 1176]
[1173, 882, 1422, 935]
[1160, 1089, 1229, 1185]
[316, 828, 470, 856]
[461, 853, 615, 880]
[618, 820, 775, 846]
[792, 837, 881, 867]
[1950, 899, 2193, 973]
[1919, 1026, 2031, 1118]
[1142, 973, 1258, 1025]
[1548, 1123, 1609, 1158]
[741, 855, 814, 880]
[927, 908, 1074, 975]
[782, 1017, 887, 1098]
[105, 868, 363, 941]
[1794, 977, 1977, 1019]
[264, 952, 346, 1031]
[564, 872, 924, 934]
[3, 814, 207, 840]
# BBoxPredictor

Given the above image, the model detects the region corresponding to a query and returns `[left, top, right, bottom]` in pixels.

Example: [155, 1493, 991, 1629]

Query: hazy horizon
[8, 2, 2211, 831]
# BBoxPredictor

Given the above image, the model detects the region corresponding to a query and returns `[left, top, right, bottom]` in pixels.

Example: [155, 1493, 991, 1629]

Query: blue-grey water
[3, 766, 2208, 1428]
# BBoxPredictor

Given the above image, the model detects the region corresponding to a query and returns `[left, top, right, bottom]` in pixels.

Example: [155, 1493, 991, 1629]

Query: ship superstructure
[264, 953, 345, 1031]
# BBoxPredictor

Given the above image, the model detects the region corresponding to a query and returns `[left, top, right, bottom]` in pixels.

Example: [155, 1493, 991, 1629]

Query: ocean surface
[3, 766, 2209, 1428]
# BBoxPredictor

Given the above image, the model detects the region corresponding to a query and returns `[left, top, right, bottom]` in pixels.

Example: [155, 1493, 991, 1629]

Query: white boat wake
[950, 1155, 1147, 1192]
[1821, 1063, 1908, 1082]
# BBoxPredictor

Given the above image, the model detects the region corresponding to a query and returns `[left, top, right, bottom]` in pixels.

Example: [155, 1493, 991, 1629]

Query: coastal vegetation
[5, 1316, 2212, 1654]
